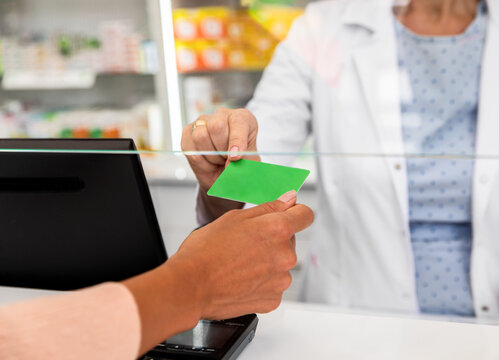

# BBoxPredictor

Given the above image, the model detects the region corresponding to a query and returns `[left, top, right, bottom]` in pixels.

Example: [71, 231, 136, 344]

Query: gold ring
[192, 119, 207, 131]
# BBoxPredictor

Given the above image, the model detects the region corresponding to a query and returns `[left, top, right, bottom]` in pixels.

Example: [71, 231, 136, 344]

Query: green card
[207, 159, 310, 205]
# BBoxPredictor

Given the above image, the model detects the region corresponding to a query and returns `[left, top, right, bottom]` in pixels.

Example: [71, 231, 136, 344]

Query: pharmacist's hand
[171, 191, 314, 319]
[181, 108, 260, 192]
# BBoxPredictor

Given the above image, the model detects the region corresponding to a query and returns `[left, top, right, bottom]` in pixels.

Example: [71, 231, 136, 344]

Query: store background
[0, 0, 317, 300]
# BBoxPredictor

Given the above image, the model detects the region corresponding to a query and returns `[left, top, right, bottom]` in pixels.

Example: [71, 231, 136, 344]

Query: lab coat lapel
[350, 5, 409, 227]
[474, 1, 499, 222]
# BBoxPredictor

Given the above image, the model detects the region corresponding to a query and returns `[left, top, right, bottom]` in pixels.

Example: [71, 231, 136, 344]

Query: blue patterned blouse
[395, 2, 487, 316]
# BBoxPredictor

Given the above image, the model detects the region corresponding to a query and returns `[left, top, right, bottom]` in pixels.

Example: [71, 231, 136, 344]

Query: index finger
[282, 204, 315, 234]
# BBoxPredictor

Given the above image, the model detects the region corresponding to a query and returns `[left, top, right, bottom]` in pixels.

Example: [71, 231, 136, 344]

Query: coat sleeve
[247, 7, 320, 166]
[0, 283, 141, 360]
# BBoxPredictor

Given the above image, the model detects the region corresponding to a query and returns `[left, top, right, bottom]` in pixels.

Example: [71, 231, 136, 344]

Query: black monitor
[0, 139, 167, 290]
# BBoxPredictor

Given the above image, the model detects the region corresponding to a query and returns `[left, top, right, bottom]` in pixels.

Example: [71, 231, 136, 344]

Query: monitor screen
[0, 139, 167, 290]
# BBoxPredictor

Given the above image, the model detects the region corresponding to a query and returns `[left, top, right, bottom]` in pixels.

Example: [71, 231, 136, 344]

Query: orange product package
[197, 7, 229, 40]
[72, 127, 90, 138]
[176, 41, 201, 72]
[103, 127, 121, 138]
[173, 8, 199, 41]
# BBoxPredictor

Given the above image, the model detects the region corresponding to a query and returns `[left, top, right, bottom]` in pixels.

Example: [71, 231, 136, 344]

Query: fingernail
[278, 190, 296, 203]
[229, 146, 239, 159]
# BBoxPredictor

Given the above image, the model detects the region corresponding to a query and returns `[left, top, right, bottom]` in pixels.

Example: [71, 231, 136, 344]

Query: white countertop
[2, 286, 499, 360]
[240, 302, 499, 360]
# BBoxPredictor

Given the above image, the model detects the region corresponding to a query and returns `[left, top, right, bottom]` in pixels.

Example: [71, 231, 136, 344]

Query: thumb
[241, 190, 297, 219]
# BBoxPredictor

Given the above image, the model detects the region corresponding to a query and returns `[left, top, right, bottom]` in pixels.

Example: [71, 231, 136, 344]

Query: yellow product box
[175, 41, 201, 72]
[227, 11, 258, 43]
[249, 6, 304, 41]
[251, 33, 277, 53]
[198, 40, 228, 71]
[251, 51, 273, 70]
[173, 9, 199, 41]
[197, 7, 229, 40]
[242, 30, 277, 62]
[227, 44, 271, 71]
[227, 45, 251, 70]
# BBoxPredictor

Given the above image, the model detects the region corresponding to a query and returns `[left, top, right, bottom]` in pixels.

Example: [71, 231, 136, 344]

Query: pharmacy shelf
[0, 75, 157, 111]
[0, 72, 156, 91]
[0, 0, 173, 149]
[178, 69, 263, 76]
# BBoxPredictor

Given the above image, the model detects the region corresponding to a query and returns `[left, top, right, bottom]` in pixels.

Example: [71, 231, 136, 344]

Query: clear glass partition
[1, 145, 497, 315]
[1, 0, 497, 320]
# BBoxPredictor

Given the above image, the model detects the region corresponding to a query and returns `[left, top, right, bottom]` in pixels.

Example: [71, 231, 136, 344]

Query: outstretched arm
[0, 191, 313, 359]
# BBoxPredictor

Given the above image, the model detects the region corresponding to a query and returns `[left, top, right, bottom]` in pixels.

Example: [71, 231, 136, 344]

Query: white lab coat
[248, 0, 499, 317]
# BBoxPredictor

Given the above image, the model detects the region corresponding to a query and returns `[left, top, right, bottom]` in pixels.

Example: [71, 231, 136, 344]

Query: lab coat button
[481, 305, 489, 312]
[480, 175, 489, 185]
[394, 163, 402, 170]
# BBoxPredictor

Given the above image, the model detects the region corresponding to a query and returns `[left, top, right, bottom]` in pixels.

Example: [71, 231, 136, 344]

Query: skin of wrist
[124, 256, 208, 355]
[200, 189, 244, 220]
[158, 256, 206, 326]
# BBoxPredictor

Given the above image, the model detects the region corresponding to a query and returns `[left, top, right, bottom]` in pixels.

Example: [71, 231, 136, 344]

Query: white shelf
[0, 71, 157, 91]
[2, 70, 97, 90]
[178, 69, 264, 76]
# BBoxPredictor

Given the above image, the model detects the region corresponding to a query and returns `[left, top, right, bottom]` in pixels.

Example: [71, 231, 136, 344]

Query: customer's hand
[170, 190, 313, 320]
[181, 108, 260, 192]
[122, 190, 313, 354]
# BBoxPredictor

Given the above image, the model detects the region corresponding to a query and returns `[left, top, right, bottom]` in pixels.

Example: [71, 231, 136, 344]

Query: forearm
[0, 262, 205, 359]
[0, 283, 140, 360]
[123, 256, 206, 356]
